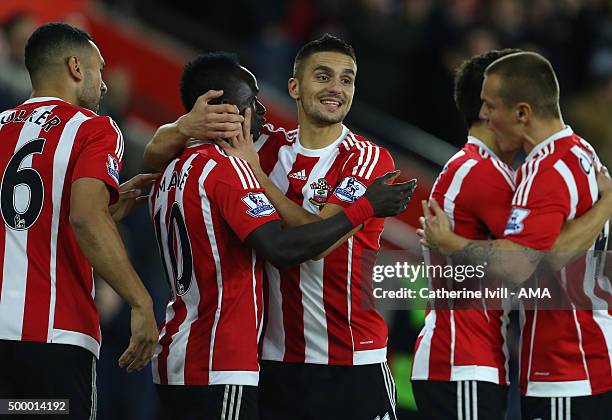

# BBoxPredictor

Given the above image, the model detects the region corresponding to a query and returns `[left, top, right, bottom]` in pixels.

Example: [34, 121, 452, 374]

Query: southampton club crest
[242, 192, 276, 217]
[308, 178, 333, 208]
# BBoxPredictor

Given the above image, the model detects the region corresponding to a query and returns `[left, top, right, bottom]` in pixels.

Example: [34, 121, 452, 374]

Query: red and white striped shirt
[150, 142, 279, 386]
[503, 127, 611, 397]
[0, 97, 124, 357]
[256, 124, 394, 365]
[412, 137, 515, 385]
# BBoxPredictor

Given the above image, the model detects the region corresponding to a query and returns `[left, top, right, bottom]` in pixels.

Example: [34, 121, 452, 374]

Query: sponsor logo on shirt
[107, 154, 119, 184]
[289, 169, 307, 181]
[504, 207, 530, 235]
[308, 178, 333, 208]
[334, 176, 366, 203]
[242, 192, 276, 217]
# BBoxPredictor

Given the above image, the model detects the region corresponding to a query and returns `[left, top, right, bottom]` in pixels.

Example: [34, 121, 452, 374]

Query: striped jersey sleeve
[209, 153, 280, 241]
[327, 141, 395, 208]
[71, 116, 124, 204]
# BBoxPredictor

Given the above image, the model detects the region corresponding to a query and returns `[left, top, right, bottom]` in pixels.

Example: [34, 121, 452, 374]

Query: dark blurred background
[1, 0, 610, 418]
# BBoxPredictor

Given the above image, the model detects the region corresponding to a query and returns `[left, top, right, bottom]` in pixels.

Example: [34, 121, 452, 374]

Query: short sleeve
[211, 156, 280, 241]
[327, 145, 395, 208]
[503, 170, 568, 251]
[72, 116, 123, 204]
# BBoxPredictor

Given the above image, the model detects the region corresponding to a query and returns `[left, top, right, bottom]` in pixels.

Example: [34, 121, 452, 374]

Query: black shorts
[259, 360, 397, 420]
[412, 379, 508, 419]
[521, 392, 612, 420]
[156, 384, 258, 420]
[0, 339, 97, 420]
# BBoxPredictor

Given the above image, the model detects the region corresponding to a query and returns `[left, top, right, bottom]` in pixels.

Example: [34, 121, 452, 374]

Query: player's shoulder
[340, 131, 392, 160]
[259, 123, 298, 145]
[187, 143, 258, 188]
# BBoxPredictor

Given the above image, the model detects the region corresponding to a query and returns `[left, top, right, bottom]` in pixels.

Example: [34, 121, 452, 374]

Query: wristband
[343, 196, 375, 227]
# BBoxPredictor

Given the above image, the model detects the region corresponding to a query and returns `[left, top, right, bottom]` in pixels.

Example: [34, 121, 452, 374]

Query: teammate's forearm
[260, 212, 357, 268]
[71, 209, 152, 310]
[549, 195, 612, 269]
[252, 165, 321, 227]
[451, 239, 543, 286]
[143, 121, 188, 170]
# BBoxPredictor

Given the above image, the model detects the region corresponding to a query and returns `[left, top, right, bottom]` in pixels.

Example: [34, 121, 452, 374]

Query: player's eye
[316, 74, 329, 82]
[341, 78, 353, 85]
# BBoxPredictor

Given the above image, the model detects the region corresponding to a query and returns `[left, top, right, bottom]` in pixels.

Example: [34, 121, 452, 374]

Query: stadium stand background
[0, 0, 610, 418]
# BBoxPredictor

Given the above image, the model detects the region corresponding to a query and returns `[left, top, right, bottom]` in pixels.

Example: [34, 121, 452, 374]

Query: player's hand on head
[177, 90, 244, 140]
[596, 165, 612, 199]
[217, 109, 260, 166]
[109, 173, 161, 222]
[119, 301, 158, 373]
[364, 171, 417, 217]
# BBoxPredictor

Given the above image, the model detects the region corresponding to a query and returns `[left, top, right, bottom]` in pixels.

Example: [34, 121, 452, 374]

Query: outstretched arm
[246, 172, 415, 269]
[143, 90, 244, 169]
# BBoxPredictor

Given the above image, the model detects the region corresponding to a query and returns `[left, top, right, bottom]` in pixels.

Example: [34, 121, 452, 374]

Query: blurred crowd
[0, 1, 609, 419]
[135, 0, 612, 165]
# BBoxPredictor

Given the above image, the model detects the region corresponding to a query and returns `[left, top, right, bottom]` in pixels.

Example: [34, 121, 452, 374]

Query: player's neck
[468, 123, 514, 165]
[30, 86, 78, 106]
[298, 121, 344, 150]
[522, 117, 566, 154]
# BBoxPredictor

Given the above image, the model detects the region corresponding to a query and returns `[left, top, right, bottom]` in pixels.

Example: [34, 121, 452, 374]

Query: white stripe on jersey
[346, 237, 355, 353]
[197, 159, 224, 382]
[234, 157, 258, 189]
[443, 159, 478, 230]
[165, 154, 201, 384]
[0, 105, 54, 339]
[109, 118, 124, 160]
[261, 264, 285, 360]
[300, 260, 328, 363]
[553, 160, 578, 219]
[490, 158, 515, 189]
[228, 156, 248, 189]
[365, 146, 381, 179]
[48, 112, 89, 340]
[570, 145, 598, 202]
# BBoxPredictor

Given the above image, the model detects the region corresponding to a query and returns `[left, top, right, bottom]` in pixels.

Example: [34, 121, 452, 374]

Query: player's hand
[176, 90, 244, 140]
[419, 199, 459, 254]
[217, 108, 260, 166]
[596, 165, 612, 199]
[364, 171, 417, 217]
[119, 300, 158, 373]
[110, 173, 160, 222]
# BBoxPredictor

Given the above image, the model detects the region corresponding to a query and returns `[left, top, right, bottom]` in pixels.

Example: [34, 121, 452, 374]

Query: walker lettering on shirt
[0, 108, 62, 132]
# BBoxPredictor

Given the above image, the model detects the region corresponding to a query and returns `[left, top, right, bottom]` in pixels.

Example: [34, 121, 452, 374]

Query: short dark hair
[180, 52, 243, 111]
[454, 48, 522, 128]
[485, 51, 560, 119]
[24, 22, 93, 81]
[293, 34, 356, 77]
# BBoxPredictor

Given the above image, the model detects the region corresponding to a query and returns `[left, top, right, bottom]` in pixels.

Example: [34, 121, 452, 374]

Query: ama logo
[242, 192, 276, 217]
[504, 207, 530, 235]
[107, 154, 119, 184]
[334, 176, 366, 203]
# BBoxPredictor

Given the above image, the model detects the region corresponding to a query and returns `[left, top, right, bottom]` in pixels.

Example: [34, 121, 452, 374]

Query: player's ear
[288, 77, 299, 100]
[516, 102, 531, 124]
[67, 56, 84, 82]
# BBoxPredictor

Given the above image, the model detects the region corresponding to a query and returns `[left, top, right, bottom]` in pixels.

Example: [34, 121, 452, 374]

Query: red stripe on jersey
[280, 266, 305, 361]
[157, 298, 188, 385]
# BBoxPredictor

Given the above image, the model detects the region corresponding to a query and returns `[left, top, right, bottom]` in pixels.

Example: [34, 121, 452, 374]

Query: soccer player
[150, 52, 414, 420]
[422, 52, 611, 419]
[410, 49, 519, 419]
[145, 35, 404, 420]
[0, 23, 158, 418]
